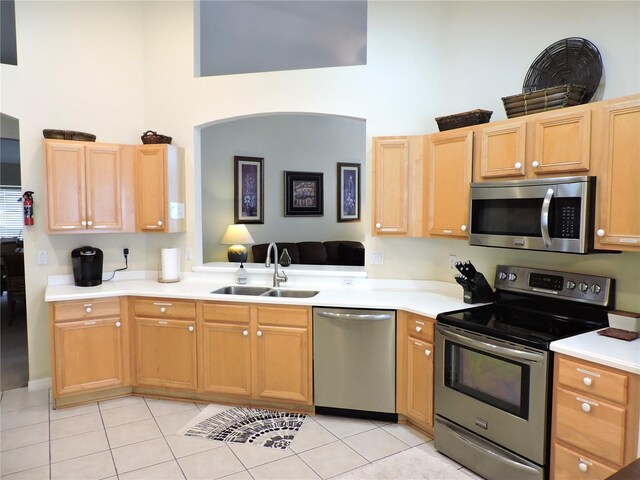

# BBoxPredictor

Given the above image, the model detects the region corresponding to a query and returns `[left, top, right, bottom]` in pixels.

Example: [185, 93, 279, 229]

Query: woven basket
[43, 129, 96, 142]
[435, 109, 493, 131]
[522, 37, 602, 103]
[141, 130, 172, 144]
[502, 84, 586, 119]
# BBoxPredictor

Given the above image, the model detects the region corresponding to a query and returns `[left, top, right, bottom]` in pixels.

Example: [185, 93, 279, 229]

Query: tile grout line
[48, 388, 52, 480]
[97, 396, 120, 479]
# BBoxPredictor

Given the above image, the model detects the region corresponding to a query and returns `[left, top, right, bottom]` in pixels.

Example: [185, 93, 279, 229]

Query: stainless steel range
[434, 265, 614, 480]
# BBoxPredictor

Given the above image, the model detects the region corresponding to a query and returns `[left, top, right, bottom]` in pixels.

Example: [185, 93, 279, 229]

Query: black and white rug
[177, 406, 307, 450]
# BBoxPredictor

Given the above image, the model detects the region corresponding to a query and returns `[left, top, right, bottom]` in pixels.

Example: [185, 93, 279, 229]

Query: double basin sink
[211, 285, 319, 298]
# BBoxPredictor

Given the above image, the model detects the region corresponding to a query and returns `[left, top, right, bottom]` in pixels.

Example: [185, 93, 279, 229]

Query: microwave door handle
[541, 187, 554, 247]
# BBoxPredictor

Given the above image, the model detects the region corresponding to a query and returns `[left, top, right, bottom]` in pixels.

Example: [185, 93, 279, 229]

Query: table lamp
[221, 224, 255, 262]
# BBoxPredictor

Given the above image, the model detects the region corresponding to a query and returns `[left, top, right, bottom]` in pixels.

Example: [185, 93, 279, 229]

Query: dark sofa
[252, 241, 365, 266]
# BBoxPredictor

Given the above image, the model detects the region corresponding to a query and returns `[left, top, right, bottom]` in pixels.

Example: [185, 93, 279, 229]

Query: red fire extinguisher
[20, 191, 34, 226]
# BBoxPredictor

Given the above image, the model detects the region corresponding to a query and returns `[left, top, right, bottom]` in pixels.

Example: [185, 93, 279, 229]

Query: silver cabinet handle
[375, 223, 381, 229]
[83, 321, 96, 326]
[579, 462, 588, 472]
[85, 307, 92, 314]
[87, 220, 93, 226]
[257, 330, 263, 337]
[157, 220, 163, 226]
[581, 402, 591, 413]
[514, 162, 522, 169]
[541, 187, 554, 247]
[160, 307, 166, 313]
[583, 377, 592, 386]
[81, 220, 87, 226]
[416, 326, 422, 332]
[532, 161, 540, 168]
[425, 349, 431, 356]
[316, 311, 392, 321]
[461, 225, 467, 231]
[596, 229, 605, 237]
[115, 321, 121, 328]
[242, 330, 249, 336]
[188, 326, 194, 332]
[443, 230, 452, 234]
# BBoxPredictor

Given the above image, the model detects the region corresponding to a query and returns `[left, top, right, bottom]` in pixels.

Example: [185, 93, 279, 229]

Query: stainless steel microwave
[469, 176, 596, 254]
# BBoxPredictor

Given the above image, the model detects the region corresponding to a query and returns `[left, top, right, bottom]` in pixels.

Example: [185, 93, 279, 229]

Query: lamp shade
[220, 224, 255, 262]
[220, 224, 255, 245]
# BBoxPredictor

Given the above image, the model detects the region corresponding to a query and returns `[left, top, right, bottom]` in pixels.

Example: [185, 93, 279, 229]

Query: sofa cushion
[252, 243, 300, 264]
[338, 243, 365, 266]
[297, 242, 327, 265]
[324, 241, 365, 266]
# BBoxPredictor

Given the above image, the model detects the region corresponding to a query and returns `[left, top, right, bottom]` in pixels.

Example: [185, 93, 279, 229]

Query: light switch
[38, 250, 48, 265]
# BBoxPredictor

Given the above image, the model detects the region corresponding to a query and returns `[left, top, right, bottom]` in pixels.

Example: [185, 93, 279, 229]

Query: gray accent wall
[201, 114, 366, 262]
[197, 0, 367, 76]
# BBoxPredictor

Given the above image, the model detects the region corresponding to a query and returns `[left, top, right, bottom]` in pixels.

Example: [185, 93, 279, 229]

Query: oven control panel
[495, 265, 614, 307]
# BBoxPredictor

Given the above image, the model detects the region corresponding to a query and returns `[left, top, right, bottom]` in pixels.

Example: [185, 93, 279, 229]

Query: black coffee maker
[71, 246, 104, 287]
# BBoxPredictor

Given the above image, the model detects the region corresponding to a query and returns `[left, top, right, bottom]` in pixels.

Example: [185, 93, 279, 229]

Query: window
[0, 185, 23, 238]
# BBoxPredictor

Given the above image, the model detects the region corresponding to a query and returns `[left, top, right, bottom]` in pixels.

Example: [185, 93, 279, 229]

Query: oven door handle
[540, 187, 554, 247]
[437, 327, 544, 364]
[436, 416, 541, 476]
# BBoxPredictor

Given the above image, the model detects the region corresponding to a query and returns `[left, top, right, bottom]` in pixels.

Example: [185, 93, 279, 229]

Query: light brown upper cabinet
[372, 136, 425, 236]
[475, 105, 592, 181]
[424, 128, 474, 238]
[44, 140, 135, 233]
[135, 144, 185, 232]
[592, 94, 640, 251]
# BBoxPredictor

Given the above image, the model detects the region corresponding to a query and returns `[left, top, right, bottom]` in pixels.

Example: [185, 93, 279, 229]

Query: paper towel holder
[158, 248, 181, 283]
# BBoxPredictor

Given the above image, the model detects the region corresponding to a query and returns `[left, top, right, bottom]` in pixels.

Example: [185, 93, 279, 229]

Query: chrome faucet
[265, 242, 288, 287]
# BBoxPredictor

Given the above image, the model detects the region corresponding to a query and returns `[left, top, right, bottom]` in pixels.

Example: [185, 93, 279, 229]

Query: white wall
[200, 114, 366, 262]
[3, 0, 639, 383]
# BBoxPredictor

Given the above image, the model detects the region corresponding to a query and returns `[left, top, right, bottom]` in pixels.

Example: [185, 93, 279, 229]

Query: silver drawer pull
[159, 321, 168, 325]
[416, 326, 422, 332]
[85, 307, 92, 314]
[83, 321, 96, 326]
[424, 349, 431, 356]
[153, 302, 173, 306]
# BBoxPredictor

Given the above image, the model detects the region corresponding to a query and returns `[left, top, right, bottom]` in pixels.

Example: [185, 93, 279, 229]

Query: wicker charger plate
[522, 37, 602, 103]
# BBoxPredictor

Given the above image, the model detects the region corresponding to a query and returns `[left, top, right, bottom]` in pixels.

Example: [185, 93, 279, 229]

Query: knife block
[463, 273, 496, 304]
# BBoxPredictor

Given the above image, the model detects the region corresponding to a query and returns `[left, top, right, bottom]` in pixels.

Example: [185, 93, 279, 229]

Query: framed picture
[284, 171, 324, 216]
[234, 156, 264, 224]
[337, 163, 360, 222]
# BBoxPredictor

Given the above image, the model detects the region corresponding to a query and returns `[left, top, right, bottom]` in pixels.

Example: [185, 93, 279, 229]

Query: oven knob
[591, 284, 601, 294]
[508, 273, 517, 281]
[498, 272, 507, 280]
[566, 281, 576, 290]
[578, 282, 589, 292]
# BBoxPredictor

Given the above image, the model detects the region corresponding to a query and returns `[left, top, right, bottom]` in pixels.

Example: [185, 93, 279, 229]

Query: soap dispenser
[237, 263, 248, 284]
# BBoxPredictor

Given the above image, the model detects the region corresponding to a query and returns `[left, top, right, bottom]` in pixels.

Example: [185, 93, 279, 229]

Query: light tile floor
[0, 388, 483, 480]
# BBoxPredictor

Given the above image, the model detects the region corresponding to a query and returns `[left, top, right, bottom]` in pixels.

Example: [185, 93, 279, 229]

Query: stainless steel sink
[261, 289, 319, 298]
[211, 286, 272, 296]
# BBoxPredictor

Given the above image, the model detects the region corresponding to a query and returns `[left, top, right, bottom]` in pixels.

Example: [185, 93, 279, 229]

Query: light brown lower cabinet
[132, 298, 198, 391]
[200, 302, 313, 406]
[49, 298, 130, 406]
[550, 354, 640, 479]
[397, 312, 435, 434]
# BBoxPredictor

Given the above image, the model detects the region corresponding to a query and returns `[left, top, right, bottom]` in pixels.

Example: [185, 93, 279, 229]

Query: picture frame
[284, 171, 324, 216]
[337, 163, 360, 222]
[234, 156, 264, 224]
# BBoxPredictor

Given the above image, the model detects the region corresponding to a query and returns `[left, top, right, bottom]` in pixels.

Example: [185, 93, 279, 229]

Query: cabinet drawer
[555, 387, 626, 466]
[53, 298, 120, 322]
[553, 443, 616, 480]
[134, 299, 196, 319]
[558, 356, 628, 404]
[256, 306, 309, 328]
[406, 315, 434, 343]
[203, 303, 250, 324]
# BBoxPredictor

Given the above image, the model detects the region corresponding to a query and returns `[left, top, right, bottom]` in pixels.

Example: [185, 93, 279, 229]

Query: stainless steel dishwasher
[313, 307, 396, 421]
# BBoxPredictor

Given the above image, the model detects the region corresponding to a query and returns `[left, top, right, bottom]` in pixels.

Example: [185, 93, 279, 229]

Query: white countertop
[44, 267, 472, 319]
[550, 330, 640, 375]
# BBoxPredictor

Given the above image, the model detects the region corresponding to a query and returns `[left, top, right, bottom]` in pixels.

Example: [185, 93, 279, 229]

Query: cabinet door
[552, 443, 617, 480]
[530, 108, 591, 175]
[593, 98, 640, 251]
[254, 324, 311, 404]
[476, 120, 527, 180]
[135, 318, 197, 390]
[53, 317, 126, 396]
[135, 145, 166, 231]
[85, 144, 123, 230]
[202, 322, 251, 396]
[373, 138, 410, 234]
[45, 142, 87, 231]
[425, 129, 473, 237]
[406, 337, 434, 428]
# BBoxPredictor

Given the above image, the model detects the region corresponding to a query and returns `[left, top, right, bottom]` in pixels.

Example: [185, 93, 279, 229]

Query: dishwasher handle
[316, 310, 392, 321]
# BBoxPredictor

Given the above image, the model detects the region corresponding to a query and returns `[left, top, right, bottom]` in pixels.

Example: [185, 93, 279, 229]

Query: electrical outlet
[341, 277, 354, 286]
[185, 247, 193, 261]
[449, 255, 457, 269]
[38, 250, 48, 265]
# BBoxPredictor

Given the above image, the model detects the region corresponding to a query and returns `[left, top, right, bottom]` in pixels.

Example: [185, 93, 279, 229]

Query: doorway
[1, 113, 28, 391]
